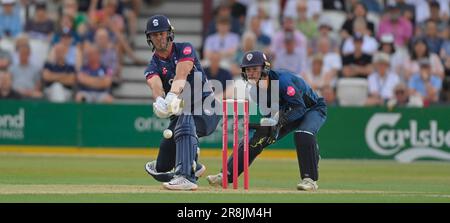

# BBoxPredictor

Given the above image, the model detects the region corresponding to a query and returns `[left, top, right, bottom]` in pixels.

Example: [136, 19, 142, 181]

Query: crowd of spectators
[0, 0, 143, 103]
[202, 0, 450, 108]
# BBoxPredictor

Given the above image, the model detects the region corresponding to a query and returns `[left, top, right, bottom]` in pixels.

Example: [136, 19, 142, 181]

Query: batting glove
[153, 96, 170, 118]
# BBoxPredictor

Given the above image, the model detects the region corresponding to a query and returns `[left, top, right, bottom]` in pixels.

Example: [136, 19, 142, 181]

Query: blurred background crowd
[1, 0, 450, 108]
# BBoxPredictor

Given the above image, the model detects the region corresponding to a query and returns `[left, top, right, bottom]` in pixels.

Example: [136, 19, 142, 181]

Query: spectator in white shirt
[366, 52, 400, 106]
[341, 17, 378, 55]
[273, 31, 307, 74]
[316, 36, 342, 81]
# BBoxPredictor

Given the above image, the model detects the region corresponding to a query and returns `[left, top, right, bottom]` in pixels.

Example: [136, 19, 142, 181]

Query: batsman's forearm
[170, 61, 193, 94]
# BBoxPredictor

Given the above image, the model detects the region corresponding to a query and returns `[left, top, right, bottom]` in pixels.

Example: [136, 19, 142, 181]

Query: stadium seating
[336, 78, 369, 106]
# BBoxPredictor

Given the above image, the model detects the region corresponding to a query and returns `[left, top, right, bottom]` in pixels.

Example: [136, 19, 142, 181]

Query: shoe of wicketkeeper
[206, 173, 223, 187]
[162, 175, 198, 190]
[297, 178, 318, 191]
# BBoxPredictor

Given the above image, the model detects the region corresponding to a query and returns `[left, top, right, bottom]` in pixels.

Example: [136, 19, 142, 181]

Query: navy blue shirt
[204, 67, 232, 92]
[250, 69, 326, 119]
[43, 61, 76, 89]
[144, 42, 213, 111]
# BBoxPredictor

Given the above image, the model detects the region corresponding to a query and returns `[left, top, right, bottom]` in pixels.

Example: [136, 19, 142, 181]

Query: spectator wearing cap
[301, 53, 335, 92]
[273, 31, 307, 75]
[271, 16, 307, 62]
[378, 33, 408, 77]
[341, 2, 375, 38]
[25, 2, 55, 42]
[247, 16, 271, 52]
[0, 69, 20, 99]
[76, 45, 113, 103]
[9, 42, 43, 99]
[203, 16, 240, 64]
[403, 38, 444, 81]
[42, 43, 76, 102]
[0, 0, 22, 38]
[422, 19, 443, 54]
[341, 17, 378, 55]
[366, 52, 400, 106]
[342, 33, 373, 78]
[377, 5, 413, 48]
[316, 36, 342, 83]
[408, 58, 442, 104]
[386, 82, 423, 109]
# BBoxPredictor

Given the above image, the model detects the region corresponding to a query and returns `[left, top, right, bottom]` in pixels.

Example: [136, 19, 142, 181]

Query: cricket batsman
[207, 51, 327, 191]
[143, 15, 220, 190]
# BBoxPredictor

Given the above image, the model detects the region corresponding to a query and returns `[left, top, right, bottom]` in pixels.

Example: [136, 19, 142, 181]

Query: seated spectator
[403, 38, 444, 80]
[25, 2, 55, 42]
[394, 0, 416, 23]
[76, 46, 113, 103]
[204, 52, 233, 99]
[206, 2, 241, 36]
[408, 58, 442, 105]
[341, 2, 375, 38]
[416, 1, 448, 35]
[273, 31, 307, 74]
[377, 5, 413, 48]
[0, 69, 20, 99]
[271, 16, 307, 59]
[322, 0, 346, 12]
[440, 26, 450, 103]
[203, 16, 240, 63]
[231, 31, 257, 77]
[245, 1, 278, 37]
[94, 28, 120, 86]
[366, 53, 400, 106]
[342, 33, 373, 78]
[378, 33, 408, 77]
[422, 19, 443, 54]
[0, 48, 11, 70]
[42, 44, 76, 102]
[0, 0, 22, 39]
[248, 16, 271, 52]
[309, 18, 339, 55]
[51, 14, 82, 46]
[387, 82, 424, 109]
[302, 54, 334, 91]
[341, 17, 378, 55]
[295, 0, 318, 40]
[317, 37, 342, 81]
[62, 0, 89, 36]
[321, 85, 338, 106]
[9, 43, 43, 99]
[49, 27, 83, 71]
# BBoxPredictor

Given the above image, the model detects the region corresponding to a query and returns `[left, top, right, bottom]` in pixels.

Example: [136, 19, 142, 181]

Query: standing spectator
[403, 38, 444, 80]
[94, 28, 121, 86]
[377, 5, 413, 48]
[9, 43, 43, 99]
[0, 70, 20, 99]
[341, 2, 375, 38]
[203, 16, 240, 63]
[273, 31, 307, 74]
[342, 33, 373, 78]
[341, 17, 378, 55]
[387, 82, 424, 109]
[42, 43, 76, 102]
[409, 58, 442, 105]
[0, 0, 22, 39]
[204, 52, 233, 99]
[271, 16, 308, 62]
[248, 16, 271, 52]
[25, 2, 55, 42]
[366, 53, 400, 106]
[422, 19, 443, 54]
[316, 37, 342, 83]
[76, 46, 113, 103]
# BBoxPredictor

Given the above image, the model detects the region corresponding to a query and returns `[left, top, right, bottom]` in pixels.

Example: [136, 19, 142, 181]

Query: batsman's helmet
[240, 51, 271, 81]
[145, 15, 175, 50]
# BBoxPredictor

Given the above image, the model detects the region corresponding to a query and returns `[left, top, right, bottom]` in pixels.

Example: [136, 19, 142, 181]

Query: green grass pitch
[0, 153, 449, 203]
